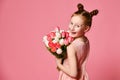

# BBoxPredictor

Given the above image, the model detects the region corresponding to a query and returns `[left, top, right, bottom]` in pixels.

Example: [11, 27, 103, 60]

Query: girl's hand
[55, 57, 62, 71]
[55, 57, 62, 66]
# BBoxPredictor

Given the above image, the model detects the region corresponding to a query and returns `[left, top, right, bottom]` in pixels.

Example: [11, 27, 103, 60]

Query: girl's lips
[71, 32, 76, 34]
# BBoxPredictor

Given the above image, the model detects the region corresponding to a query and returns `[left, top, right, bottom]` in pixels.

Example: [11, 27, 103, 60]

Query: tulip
[61, 31, 66, 38]
[55, 43, 61, 48]
[68, 36, 74, 43]
[65, 32, 69, 38]
[43, 36, 47, 42]
[60, 30, 64, 33]
[51, 47, 57, 52]
[49, 32, 56, 38]
[59, 39, 64, 45]
[56, 48, 62, 54]
[48, 41, 54, 48]
[56, 32, 61, 38]
[55, 26, 60, 32]
[64, 38, 69, 45]
[53, 37, 59, 43]
[44, 40, 49, 47]
[47, 34, 52, 41]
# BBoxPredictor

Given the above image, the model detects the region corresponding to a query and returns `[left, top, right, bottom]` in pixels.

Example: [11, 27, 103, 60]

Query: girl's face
[68, 15, 89, 38]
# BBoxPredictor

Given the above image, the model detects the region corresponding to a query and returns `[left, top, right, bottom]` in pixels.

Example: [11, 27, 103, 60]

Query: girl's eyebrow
[78, 23, 84, 25]
[75, 23, 81, 26]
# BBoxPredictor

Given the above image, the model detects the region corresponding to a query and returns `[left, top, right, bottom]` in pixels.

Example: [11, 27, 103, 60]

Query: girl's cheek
[75, 28, 81, 32]
[69, 25, 74, 30]
[68, 24, 71, 29]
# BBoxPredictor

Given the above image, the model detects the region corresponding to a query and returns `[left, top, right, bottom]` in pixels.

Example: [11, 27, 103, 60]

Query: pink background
[0, 0, 120, 80]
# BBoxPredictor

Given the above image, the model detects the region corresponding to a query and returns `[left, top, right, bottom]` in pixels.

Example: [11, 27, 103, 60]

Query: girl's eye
[70, 22, 73, 25]
[76, 25, 80, 28]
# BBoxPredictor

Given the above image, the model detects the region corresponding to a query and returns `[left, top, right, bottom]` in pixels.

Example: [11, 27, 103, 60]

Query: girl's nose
[70, 25, 74, 31]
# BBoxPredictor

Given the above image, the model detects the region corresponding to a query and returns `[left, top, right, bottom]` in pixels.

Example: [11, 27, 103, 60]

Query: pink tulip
[55, 26, 60, 32]
[65, 32, 69, 38]
[64, 38, 69, 45]
[51, 47, 56, 52]
[47, 34, 52, 41]
[48, 41, 54, 48]
[68, 36, 74, 43]
[49, 32, 56, 38]
[61, 31, 66, 38]
[55, 43, 61, 48]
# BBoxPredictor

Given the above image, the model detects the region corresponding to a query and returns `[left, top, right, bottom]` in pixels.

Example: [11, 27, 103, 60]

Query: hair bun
[77, 3, 84, 12]
[90, 9, 99, 17]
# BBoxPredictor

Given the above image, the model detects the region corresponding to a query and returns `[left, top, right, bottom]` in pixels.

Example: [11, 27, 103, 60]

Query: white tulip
[43, 36, 47, 42]
[56, 32, 61, 38]
[56, 48, 62, 54]
[55, 27, 60, 32]
[43, 36, 49, 47]
[60, 30, 64, 33]
[59, 39, 64, 45]
[53, 37, 59, 43]
[53, 39, 57, 43]
[44, 40, 49, 47]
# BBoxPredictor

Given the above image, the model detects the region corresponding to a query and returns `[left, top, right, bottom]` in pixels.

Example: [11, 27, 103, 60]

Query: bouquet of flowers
[43, 27, 74, 59]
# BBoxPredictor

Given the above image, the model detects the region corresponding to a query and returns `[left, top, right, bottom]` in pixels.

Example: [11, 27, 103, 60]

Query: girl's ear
[84, 26, 90, 32]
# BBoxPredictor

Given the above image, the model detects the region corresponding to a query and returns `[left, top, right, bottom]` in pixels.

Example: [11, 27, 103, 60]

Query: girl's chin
[70, 34, 78, 38]
[70, 33, 82, 38]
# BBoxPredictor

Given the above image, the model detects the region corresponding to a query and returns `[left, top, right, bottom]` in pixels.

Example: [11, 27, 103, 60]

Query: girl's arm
[56, 44, 78, 78]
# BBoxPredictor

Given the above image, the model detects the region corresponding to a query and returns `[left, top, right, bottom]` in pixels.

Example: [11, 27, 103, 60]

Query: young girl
[55, 3, 98, 80]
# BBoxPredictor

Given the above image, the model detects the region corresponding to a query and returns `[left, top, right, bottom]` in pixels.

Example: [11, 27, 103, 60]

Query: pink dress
[58, 37, 90, 80]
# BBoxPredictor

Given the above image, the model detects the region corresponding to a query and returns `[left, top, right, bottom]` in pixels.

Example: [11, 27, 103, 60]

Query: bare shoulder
[66, 36, 89, 55]
[77, 36, 89, 45]
[67, 42, 75, 51]
[70, 36, 89, 50]
[67, 42, 76, 55]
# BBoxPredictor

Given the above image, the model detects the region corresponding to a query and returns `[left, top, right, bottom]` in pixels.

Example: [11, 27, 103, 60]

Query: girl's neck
[75, 34, 85, 39]
[74, 35, 88, 43]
